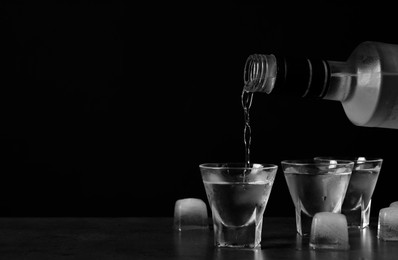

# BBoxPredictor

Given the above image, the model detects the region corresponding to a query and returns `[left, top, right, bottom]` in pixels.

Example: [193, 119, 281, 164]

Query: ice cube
[207, 173, 224, 183]
[250, 163, 263, 175]
[378, 207, 398, 241]
[310, 212, 350, 250]
[355, 157, 367, 170]
[174, 198, 208, 231]
[390, 201, 398, 208]
[327, 161, 351, 174]
[326, 160, 350, 174]
[244, 164, 264, 182]
[283, 166, 299, 174]
[328, 160, 338, 169]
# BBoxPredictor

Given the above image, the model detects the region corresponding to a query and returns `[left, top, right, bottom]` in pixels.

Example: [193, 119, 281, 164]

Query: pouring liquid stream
[241, 89, 254, 177]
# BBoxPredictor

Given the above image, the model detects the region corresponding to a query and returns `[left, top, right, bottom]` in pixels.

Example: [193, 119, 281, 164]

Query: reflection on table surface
[171, 217, 398, 260]
[0, 217, 397, 259]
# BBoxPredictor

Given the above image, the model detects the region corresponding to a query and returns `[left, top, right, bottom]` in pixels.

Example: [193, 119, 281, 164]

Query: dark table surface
[0, 217, 397, 259]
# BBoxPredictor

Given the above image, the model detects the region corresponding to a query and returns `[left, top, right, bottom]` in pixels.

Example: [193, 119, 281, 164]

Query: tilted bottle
[243, 41, 398, 129]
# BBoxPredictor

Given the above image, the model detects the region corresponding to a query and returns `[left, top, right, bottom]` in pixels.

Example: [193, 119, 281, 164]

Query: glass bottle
[243, 41, 398, 129]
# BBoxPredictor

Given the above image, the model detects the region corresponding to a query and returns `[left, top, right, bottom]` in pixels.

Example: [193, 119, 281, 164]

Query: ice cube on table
[378, 207, 398, 241]
[174, 198, 208, 231]
[310, 212, 350, 250]
[389, 201, 398, 208]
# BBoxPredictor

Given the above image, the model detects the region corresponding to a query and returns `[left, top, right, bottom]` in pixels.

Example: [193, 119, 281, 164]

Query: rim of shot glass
[314, 156, 383, 164]
[199, 162, 278, 170]
[281, 159, 355, 167]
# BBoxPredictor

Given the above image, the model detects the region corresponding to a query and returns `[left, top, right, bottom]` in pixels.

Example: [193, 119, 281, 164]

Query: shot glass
[315, 157, 383, 228]
[281, 159, 354, 236]
[199, 163, 278, 249]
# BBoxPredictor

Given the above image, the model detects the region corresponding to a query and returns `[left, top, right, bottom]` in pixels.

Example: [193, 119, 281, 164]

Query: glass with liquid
[281, 159, 354, 236]
[315, 157, 383, 228]
[200, 163, 278, 248]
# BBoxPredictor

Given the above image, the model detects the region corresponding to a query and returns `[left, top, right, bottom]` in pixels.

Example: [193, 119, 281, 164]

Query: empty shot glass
[281, 159, 354, 236]
[315, 157, 383, 228]
[199, 163, 278, 249]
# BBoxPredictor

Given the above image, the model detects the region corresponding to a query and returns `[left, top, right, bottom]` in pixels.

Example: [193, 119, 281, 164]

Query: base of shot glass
[344, 200, 372, 229]
[296, 206, 313, 236]
[213, 217, 263, 249]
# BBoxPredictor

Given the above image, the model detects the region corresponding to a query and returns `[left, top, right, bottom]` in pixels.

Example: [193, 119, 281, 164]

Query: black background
[1, 3, 397, 217]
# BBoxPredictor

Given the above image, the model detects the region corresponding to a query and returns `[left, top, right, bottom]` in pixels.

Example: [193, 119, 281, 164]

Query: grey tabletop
[0, 217, 396, 259]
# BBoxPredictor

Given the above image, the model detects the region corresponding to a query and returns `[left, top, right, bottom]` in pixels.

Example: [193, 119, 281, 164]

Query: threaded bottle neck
[244, 54, 331, 99]
[244, 54, 277, 94]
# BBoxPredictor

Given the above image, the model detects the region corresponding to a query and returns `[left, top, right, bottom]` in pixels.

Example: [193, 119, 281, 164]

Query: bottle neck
[244, 54, 354, 101]
[244, 54, 330, 98]
[322, 60, 354, 102]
